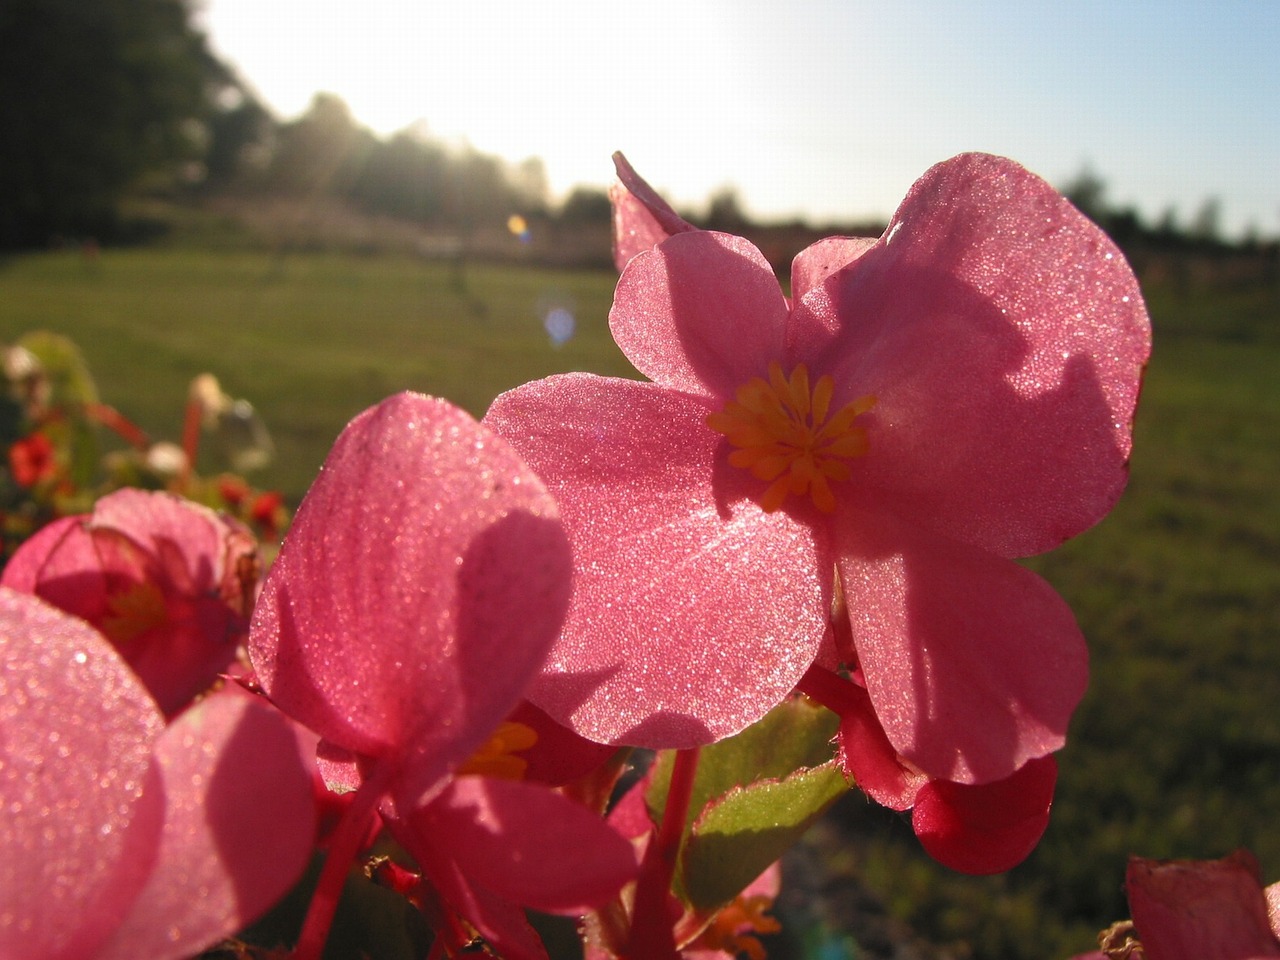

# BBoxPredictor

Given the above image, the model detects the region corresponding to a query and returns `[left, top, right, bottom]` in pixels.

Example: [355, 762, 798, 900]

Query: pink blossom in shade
[392, 774, 640, 960]
[804, 663, 1052, 874]
[0, 588, 316, 960]
[1, 488, 258, 717]
[245, 394, 636, 957]
[1125, 851, 1280, 960]
[485, 153, 1151, 767]
[248, 391, 575, 811]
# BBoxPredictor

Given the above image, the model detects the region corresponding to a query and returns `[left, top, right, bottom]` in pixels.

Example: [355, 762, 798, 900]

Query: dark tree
[0, 0, 224, 247]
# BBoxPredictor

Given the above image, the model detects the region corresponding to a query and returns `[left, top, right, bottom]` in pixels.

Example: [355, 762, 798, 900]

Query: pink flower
[1122, 851, 1280, 960]
[804, 661, 1055, 874]
[248, 392, 635, 959]
[1, 488, 258, 717]
[486, 152, 1151, 798]
[0, 587, 315, 960]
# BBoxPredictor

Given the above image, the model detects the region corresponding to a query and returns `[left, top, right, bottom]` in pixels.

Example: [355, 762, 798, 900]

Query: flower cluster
[1, 333, 286, 557]
[1, 151, 1167, 959]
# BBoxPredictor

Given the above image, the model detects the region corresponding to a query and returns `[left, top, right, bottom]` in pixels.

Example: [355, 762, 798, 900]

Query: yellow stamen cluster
[101, 581, 168, 646]
[707, 362, 875, 513]
[455, 721, 538, 780]
[689, 894, 782, 960]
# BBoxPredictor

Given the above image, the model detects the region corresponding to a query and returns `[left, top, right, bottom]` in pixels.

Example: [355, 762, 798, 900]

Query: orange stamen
[707, 362, 875, 513]
[455, 721, 538, 780]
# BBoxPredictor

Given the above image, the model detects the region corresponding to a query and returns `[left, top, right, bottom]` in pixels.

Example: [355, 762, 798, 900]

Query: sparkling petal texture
[249, 393, 571, 802]
[835, 504, 1087, 785]
[0, 588, 165, 960]
[792, 153, 1150, 558]
[610, 151, 697, 271]
[912, 756, 1057, 875]
[486, 375, 827, 748]
[1126, 851, 1280, 959]
[490, 154, 1147, 781]
[611, 231, 790, 400]
[402, 776, 637, 916]
[97, 688, 317, 960]
[1, 489, 254, 716]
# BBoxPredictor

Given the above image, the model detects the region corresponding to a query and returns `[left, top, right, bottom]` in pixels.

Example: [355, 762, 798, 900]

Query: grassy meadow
[1, 247, 1277, 959]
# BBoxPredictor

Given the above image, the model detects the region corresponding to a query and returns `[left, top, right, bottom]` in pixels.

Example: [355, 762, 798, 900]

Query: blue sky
[200, 0, 1278, 238]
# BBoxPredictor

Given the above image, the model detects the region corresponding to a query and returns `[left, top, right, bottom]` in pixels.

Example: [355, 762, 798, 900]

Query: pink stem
[796, 663, 858, 716]
[291, 766, 391, 960]
[625, 746, 701, 957]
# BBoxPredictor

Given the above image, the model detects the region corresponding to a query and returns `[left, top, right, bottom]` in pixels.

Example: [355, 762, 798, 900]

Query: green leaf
[646, 696, 838, 836]
[682, 762, 849, 912]
[18, 331, 100, 407]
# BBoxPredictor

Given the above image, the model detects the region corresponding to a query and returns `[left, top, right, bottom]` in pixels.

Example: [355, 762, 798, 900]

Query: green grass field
[2, 248, 1277, 959]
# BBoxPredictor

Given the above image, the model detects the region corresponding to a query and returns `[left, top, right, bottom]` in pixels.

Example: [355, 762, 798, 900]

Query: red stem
[291, 766, 392, 960]
[796, 663, 858, 716]
[84, 403, 150, 450]
[624, 746, 701, 957]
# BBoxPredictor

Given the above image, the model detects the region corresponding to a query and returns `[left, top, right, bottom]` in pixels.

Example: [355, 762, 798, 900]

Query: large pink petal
[249, 393, 571, 801]
[1127, 851, 1280, 960]
[835, 504, 1087, 785]
[795, 153, 1150, 558]
[97, 688, 317, 960]
[406, 776, 637, 915]
[610, 231, 790, 399]
[912, 756, 1057, 875]
[487, 375, 827, 748]
[0, 588, 165, 960]
[611, 152, 698, 271]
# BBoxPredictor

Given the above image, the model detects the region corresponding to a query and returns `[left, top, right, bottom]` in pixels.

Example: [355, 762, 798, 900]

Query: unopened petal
[611, 231, 790, 400]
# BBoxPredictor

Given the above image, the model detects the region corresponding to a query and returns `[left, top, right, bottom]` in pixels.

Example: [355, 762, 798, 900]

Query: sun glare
[200, 0, 762, 205]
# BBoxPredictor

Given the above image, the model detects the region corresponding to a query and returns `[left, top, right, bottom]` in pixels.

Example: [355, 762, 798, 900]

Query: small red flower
[8, 431, 57, 487]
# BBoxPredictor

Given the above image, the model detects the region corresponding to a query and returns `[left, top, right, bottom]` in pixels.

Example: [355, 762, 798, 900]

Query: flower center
[707, 362, 875, 513]
[101, 581, 169, 646]
[455, 721, 538, 780]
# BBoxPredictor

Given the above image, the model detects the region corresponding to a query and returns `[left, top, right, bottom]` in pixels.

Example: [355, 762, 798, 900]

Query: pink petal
[0, 516, 109, 623]
[795, 153, 1150, 558]
[834, 678, 927, 811]
[912, 756, 1057, 875]
[415, 842, 550, 960]
[486, 375, 827, 748]
[406, 776, 637, 915]
[610, 152, 697, 271]
[789, 236, 876, 304]
[610, 231, 790, 399]
[89, 490, 226, 590]
[97, 687, 317, 960]
[1126, 851, 1280, 960]
[249, 393, 571, 802]
[0, 588, 165, 960]
[835, 504, 1087, 785]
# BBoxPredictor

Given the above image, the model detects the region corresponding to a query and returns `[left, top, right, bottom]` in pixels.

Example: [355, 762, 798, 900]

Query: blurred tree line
[0, 0, 579, 250]
[2, 0, 1272, 259]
